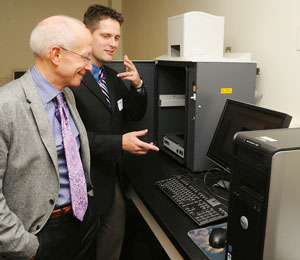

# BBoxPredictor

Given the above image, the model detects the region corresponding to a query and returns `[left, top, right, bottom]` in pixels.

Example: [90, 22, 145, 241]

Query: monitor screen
[207, 99, 292, 172]
[12, 69, 26, 80]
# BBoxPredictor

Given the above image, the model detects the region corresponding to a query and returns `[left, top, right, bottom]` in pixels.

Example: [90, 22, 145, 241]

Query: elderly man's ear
[50, 46, 62, 65]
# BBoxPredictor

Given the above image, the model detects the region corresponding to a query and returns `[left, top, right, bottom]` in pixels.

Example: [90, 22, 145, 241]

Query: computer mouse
[208, 228, 227, 249]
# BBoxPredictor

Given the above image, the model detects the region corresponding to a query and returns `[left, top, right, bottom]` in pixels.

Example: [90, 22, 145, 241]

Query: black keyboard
[155, 175, 228, 227]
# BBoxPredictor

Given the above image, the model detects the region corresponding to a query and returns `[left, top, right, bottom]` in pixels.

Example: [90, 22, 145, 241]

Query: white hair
[29, 15, 85, 57]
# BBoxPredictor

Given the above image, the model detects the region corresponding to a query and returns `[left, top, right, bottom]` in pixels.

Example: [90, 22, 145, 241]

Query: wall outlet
[0, 77, 11, 87]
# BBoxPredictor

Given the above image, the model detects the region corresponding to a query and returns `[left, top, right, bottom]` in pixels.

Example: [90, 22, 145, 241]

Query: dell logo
[240, 216, 249, 230]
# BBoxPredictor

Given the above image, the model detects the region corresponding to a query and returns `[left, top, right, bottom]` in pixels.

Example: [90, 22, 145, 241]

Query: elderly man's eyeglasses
[60, 46, 92, 64]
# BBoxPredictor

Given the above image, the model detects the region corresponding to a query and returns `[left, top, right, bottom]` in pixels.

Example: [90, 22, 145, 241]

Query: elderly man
[0, 16, 97, 260]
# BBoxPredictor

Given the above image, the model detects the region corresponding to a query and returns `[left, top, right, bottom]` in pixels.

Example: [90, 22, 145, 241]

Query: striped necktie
[99, 67, 111, 106]
[55, 92, 88, 221]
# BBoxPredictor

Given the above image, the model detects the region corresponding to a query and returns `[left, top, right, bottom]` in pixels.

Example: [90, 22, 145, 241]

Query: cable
[203, 167, 222, 186]
[211, 184, 229, 202]
[202, 166, 231, 202]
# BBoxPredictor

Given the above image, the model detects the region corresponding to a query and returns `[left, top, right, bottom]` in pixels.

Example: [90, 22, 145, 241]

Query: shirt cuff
[136, 79, 144, 94]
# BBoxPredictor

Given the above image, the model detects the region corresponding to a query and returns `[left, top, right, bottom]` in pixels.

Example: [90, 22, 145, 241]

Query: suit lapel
[21, 71, 58, 172]
[82, 71, 112, 112]
[104, 67, 117, 114]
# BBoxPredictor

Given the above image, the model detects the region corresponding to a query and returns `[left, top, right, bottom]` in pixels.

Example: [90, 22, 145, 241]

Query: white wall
[122, 0, 300, 126]
[222, 0, 300, 127]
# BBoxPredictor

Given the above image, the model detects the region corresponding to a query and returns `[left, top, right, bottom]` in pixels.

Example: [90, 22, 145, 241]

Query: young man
[0, 16, 97, 260]
[70, 4, 159, 260]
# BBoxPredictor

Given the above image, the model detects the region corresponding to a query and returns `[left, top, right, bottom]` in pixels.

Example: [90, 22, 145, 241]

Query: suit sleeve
[0, 106, 39, 260]
[87, 131, 123, 162]
[121, 78, 147, 122]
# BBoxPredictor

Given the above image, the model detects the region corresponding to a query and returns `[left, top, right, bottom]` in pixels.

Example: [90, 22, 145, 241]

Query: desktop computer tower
[156, 60, 256, 172]
[226, 127, 300, 260]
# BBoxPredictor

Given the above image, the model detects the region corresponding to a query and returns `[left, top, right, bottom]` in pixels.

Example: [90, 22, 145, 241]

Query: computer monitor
[12, 69, 27, 80]
[206, 99, 292, 172]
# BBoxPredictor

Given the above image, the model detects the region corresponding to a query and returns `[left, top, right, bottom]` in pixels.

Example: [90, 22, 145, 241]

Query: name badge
[117, 98, 123, 111]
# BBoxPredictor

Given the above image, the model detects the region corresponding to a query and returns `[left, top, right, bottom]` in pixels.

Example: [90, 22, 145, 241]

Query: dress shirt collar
[91, 64, 106, 83]
[30, 65, 62, 104]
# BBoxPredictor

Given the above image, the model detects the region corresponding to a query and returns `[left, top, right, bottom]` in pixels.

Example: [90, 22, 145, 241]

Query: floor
[120, 200, 170, 260]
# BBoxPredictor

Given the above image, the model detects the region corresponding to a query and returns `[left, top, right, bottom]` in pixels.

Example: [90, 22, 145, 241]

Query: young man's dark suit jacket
[70, 65, 147, 215]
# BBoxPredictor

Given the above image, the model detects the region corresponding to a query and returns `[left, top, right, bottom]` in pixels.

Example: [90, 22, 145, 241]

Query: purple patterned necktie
[56, 92, 88, 221]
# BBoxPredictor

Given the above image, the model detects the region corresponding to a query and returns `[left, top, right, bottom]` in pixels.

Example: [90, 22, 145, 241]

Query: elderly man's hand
[122, 129, 159, 155]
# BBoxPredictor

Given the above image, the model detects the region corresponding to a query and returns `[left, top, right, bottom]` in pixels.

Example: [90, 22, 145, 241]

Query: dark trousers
[35, 196, 97, 260]
[96, 179, 126, 260]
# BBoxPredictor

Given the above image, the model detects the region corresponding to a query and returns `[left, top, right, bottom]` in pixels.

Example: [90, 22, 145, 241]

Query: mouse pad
[187, 222, 227, 260]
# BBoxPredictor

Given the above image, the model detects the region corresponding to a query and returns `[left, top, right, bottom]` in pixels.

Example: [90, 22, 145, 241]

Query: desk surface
[123, 151, 225, 260]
